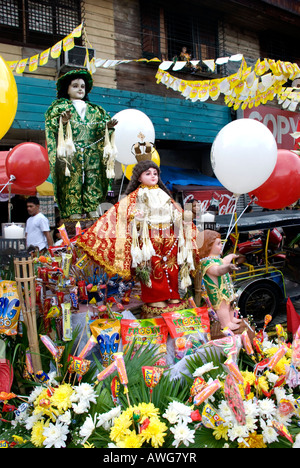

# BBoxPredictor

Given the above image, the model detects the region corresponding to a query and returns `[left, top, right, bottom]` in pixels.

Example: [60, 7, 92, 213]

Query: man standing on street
[25, 196, 53, 252]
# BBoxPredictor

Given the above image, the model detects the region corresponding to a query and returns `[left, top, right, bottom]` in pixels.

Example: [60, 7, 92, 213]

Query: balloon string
[222, 196, 256, 253]
[0, 175, 16, 195]
[118, 166, 127, 201]
[222, 195, 239, 253]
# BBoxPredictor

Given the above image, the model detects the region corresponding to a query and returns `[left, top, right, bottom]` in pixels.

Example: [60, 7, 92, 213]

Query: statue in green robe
[45, 69, 117, 219]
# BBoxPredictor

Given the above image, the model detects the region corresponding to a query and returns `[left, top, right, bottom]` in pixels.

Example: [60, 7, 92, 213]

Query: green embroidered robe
[45, 98, 111, 218]
[200, 257, 236, 309]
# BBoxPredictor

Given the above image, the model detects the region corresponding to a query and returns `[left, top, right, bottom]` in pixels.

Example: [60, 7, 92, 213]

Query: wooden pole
[14, 254, 42, 374]
[194, 270, 202, 306]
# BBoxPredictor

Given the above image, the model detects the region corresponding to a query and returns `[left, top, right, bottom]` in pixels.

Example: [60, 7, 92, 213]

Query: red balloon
[6, 142, 49, 188]
[249, 149, 300, 209]
[0, 151, 35, 194]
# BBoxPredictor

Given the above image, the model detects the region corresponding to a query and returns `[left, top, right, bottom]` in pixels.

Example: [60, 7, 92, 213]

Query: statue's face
[138, 167, 159, 187]
[67, 78, 86, 100]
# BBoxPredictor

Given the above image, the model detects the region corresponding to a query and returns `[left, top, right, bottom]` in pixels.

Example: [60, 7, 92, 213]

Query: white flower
[163, 407, 179, 425]
[43, 421, 69, 449]
[273, 387, 287, 402]
[170, 423, 195, 448]
[97, 406, 122, 431]
[58, 410, 72, 426]
[293, 433, 300, 448]
[71, 383, 97, 408]
[79, 415, 96, 444]
[258, 398, 276, 419]
[227, 424, 249, 443]
[48, 371, 60, 386]
[244, 399, 259, 419]
[28, 386, 44, 404]
[25, 413, 42, 430]
[261, 420, 278, 444]
[164, 401, 192, 424]
[266, 371, 279, 385]
[245, 415, 258, 433]
[262, 339, 273, 350]
[193, 362, 218, 377]
[72, 399, 91, 415]
[218, 401, 235, 425]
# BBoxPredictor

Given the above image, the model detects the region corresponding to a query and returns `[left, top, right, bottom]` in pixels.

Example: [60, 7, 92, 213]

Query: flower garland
[156, 57, 300, 112]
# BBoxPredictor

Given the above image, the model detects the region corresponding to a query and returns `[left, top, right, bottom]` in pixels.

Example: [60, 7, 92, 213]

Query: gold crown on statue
[132, 132, 154, 162]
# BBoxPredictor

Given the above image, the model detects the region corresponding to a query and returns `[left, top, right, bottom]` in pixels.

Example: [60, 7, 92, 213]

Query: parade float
[1, 30, 300, 449]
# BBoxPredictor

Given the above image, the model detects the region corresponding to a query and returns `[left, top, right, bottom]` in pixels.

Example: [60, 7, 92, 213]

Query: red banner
[243, 106, 300, 149]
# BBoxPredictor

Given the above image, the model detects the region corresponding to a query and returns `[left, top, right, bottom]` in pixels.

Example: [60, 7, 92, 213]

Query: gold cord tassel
[57, 116, 66, 158]
[103, 124, 116, 179]
[65, 121, 76, 157]
[141, 218, 155, 262]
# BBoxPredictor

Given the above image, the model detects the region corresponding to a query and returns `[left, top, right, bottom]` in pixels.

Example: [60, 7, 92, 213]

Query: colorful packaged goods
[90, 319, 121, 367]
[0, 281, 21, 336]
[121, 317, 168, 366]
[62, 303, 72, 341]
[162, 307, 210, 362]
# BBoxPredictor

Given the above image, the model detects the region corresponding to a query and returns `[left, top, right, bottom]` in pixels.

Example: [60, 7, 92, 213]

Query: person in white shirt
[25, 196, 53, 251]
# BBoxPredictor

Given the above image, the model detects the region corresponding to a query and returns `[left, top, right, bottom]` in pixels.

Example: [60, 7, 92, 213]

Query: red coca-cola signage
[243, 106, 300, 149]
[183, 188, 236, 214]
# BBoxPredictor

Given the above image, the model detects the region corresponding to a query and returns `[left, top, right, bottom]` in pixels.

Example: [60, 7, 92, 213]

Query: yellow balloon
[122, 149, 160, 180]
[0, 56, 18, 140]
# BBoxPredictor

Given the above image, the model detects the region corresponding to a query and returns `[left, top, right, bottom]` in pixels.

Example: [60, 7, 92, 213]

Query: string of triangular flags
[6, 24, 84, 74]
[5, 24, 300, 113]
[156, 57, 300, 112]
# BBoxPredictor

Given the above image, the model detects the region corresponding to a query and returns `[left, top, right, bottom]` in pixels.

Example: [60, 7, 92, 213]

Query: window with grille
[140, 0, 219, 65]
[0, 0, 81, 47]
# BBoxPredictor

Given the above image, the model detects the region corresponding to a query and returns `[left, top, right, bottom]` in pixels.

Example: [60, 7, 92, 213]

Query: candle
[4, 223, 25, 239]
[202, 212, 215, 222]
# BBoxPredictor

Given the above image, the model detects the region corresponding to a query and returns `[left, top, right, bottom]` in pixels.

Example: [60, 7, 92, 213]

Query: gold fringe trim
[76, 239, 132, 280]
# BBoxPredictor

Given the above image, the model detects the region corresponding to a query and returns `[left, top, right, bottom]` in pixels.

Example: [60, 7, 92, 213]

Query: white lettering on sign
[247, 110, 298, 147]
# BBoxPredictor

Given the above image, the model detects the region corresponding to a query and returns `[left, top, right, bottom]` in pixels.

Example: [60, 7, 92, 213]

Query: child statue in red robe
[77, 160, 202, 317]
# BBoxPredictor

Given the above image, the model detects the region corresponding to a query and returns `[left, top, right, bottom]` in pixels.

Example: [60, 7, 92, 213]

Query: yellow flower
[238, 431, 267, 449]
[34, 388, 49, 407]
[139, 417, 168, 448]
[241, 371, 256, 387]
[50, 384, 73, 412]
[257, 376, 269, 395]
[31, 420, 47, 448]
[110, 416, 132, 443]
[12, 435, 26, 445]
[117, 430, 143, 448]
[213, 424, 229, 441]
[82, 442, 95, 448]
[273, 357, 290, 376]
[138, 402, 159, 419]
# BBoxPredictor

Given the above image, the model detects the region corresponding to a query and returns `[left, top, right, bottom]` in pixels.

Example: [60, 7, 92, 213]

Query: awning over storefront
[160, 165, 235, 214]
[160, 165, 223, 189]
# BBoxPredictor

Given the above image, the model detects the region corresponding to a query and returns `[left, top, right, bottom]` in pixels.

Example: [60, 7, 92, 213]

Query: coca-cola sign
[183, 189, 236, 215]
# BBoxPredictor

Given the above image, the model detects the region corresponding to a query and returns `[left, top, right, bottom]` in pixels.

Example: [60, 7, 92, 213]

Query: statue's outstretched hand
[107, 119, 118, 129]
[61, 110, 72, 124]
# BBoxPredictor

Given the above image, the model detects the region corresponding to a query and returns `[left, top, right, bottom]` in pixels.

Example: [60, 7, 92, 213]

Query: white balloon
[210, 118, 277, 194]
[112, 109, 155, 165]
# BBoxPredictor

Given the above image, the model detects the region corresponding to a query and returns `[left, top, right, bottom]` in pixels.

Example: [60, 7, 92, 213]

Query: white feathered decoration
[130, 218, 143, 268]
